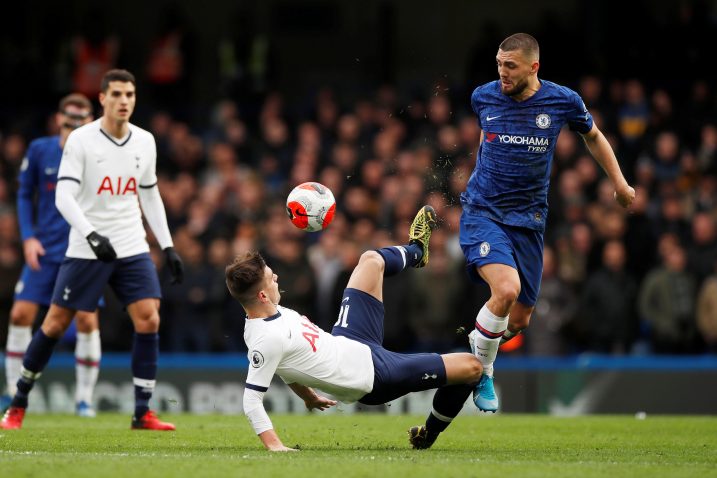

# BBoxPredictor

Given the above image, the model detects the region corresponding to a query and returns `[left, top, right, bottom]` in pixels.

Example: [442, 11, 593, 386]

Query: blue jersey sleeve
[470, 87, 484, 129]
[566, 89, 593, 134]
[16, 141, 39, 241]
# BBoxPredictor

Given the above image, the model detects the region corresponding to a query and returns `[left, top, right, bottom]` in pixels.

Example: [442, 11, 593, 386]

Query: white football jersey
[58, 119, 158, 259]
[244, 305, 374, 402]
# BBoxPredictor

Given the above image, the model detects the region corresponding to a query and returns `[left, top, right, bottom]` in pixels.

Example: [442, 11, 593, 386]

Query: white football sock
[75, 330, 101, 404]
[473, 304, 508, 377]
[5, 325, 32, 396]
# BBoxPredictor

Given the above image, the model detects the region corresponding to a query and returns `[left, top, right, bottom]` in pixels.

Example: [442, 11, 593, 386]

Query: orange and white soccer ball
[286, 182, 336, 232]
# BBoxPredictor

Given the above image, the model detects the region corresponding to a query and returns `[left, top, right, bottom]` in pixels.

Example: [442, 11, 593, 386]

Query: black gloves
[164, 247, 184, 284]
[86, 231, 117, 262]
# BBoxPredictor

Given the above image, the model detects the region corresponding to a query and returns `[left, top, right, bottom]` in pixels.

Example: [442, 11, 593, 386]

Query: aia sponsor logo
[97, 176, 137, 195]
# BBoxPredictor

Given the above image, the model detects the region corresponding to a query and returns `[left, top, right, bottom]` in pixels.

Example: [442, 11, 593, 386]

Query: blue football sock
[425, 384, 473, 436]
[376, 244, 423, 276]
[11, 330, 59, 409]
[132, 333, 158, 418]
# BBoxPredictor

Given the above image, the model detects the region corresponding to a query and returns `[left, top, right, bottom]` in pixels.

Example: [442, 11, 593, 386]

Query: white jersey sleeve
[137, 136, 173, 249]
[56, 132, 95, 237]
[245, 326, 286, 392]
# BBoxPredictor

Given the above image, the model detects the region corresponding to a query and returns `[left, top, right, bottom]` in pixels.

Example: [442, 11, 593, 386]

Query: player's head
[496, 33, 540, 97]
[99, 69, 136, 123]
[225, 251, 281, 308]
[57, 93, 93, 131]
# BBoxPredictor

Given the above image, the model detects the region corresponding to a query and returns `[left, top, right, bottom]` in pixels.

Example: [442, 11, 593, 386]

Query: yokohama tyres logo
[485, 133, 549, 146]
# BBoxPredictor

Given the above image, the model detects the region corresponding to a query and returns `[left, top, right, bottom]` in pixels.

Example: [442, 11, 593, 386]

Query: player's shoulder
[540, 80, 582, 102]
[472, 80, 501, 102]
[67, 119, 101, 143]
[128, 122, 156, 144]
[29, 135, 59, 149]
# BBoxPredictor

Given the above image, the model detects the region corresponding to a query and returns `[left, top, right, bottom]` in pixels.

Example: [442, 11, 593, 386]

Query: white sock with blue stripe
[472, 304, 508, 377]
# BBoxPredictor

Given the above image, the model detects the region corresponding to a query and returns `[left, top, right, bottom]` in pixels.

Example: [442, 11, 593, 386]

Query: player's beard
[502, 77, 529, 97]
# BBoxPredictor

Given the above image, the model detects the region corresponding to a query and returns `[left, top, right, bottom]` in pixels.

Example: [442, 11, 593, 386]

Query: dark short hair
[100, 69, 136, 93]
[58, 93, 93, 115]
[225, 251, 267, 304]
[499, 33, 540, 60]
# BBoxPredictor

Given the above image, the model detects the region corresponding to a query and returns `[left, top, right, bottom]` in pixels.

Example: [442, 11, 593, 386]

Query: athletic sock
[473, 304, 509, 377]
[5, 325, 32, 396]
[132, 332, 158, 419]
[11, 330, 59, 409]
[75, 330, 101, 404]
[376, 244, 423, 276]
[425, 384, 473, 437]
[500, 329, 522, 346]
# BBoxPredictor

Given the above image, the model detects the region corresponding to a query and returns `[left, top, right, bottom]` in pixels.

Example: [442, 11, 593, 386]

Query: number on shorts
[334, 304, 350, 328]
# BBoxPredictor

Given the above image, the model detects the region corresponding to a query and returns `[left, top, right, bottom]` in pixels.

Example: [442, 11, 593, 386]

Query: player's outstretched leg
[2, 324, 32, 412]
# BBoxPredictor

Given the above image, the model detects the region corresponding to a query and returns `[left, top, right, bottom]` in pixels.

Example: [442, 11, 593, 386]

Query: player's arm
[287, 383, 337, 411]
[16, 144, 45, 270]
[138, 136, 183, 283]
[244, 337, 296, 451]
[580, 123, 635, 208]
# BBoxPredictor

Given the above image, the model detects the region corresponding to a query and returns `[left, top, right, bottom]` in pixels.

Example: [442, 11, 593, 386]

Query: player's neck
[100, 116, 130, 140]
[246, 303, 279, 320]
[512, 77, 542, 102]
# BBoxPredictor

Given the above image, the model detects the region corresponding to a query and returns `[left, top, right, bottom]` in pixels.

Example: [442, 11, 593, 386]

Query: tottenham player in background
[462, 33, 635, 412]
[1, 69, 184, 431]
[228, 206, 483, 451]
[2, 94, 101, 418]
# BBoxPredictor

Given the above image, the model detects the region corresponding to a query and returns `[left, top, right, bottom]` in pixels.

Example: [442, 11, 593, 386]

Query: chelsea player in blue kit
[2, 94, 101, 417]
[462, 33, 635, 412]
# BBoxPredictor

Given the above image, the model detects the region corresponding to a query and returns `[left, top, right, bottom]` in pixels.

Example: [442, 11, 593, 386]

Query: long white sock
[5, 325, 32, 396]
[473, 304, 509, 377]
[75, 330, 101, 404]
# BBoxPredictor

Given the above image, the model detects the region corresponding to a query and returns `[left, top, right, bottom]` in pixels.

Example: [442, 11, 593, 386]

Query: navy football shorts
[15, 257, 104, 309]
[51, 253, 160, 312]
[332, 288, 446, 405]
[459, 207, 544, 306]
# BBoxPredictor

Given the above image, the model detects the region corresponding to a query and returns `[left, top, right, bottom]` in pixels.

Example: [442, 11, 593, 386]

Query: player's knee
[468, 356, 483, 382]
[493, 282, 520, 307]
[9, 306, 32, 326]
[359, 250, 384, 273]
[42, 314, 72, 338]
[75, 312, 98, 332]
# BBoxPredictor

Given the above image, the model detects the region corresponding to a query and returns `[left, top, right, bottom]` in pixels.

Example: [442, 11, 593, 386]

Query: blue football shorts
[51, 253, 160, 312]
[459, 207, 544, 306]
[15, 257, 105, 309]
[331, 288, 446, 405]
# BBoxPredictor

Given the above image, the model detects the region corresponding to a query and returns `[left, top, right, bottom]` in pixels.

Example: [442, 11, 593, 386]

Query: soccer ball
[286, 182, 336, 232]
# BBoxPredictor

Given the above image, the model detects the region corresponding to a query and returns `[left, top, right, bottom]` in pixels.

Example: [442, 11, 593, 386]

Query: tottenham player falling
[227, 206, 483, 451]
[1, 69, 184, 431]
[460, 33, 635, 412]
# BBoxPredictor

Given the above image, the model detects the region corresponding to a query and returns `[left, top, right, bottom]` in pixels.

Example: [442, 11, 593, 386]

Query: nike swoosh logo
[486, 115, 501, 121]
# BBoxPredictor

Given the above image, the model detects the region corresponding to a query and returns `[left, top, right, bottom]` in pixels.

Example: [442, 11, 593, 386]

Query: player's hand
[614, 184, 636, 209]
[304, 394, 337, 411]
[86, 231, 117, 262]
[267, 445, 299, 452]
[164, 247, 184, 284]
[23, 237, 46, 271]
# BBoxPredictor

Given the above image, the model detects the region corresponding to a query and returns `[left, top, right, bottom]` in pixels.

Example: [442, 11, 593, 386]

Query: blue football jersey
[17, 136, 71, 261]
[462, 80, 593, 232]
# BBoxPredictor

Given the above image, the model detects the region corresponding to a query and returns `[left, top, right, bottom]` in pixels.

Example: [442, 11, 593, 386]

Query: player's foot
[0, 394, 11, 413]
[76, 401, 96, 418]
[473, 374, 499, 413]
[407, 425, 438, 450]
[1, 406, 26, 429]
[131, 410, 176, 431]
[408, 205, 438, 267]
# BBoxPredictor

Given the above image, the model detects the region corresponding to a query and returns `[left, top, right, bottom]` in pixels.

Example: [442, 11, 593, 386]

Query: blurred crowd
[1, 73, 716, 357]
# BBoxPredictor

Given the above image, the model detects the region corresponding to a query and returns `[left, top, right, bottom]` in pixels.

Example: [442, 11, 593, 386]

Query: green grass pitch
[1, 414, 716, 477]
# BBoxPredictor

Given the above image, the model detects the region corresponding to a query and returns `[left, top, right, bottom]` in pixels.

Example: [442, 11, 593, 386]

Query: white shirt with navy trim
[57, 119, 159, 259]
[244, 305, 374, 402]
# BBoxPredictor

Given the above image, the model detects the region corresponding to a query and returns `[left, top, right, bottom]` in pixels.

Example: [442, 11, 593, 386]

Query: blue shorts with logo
[460, 208, 544, 306]
[331, 288, 446, 405]
[51, 253, 160, 312]
[15, 257, 104, 309]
